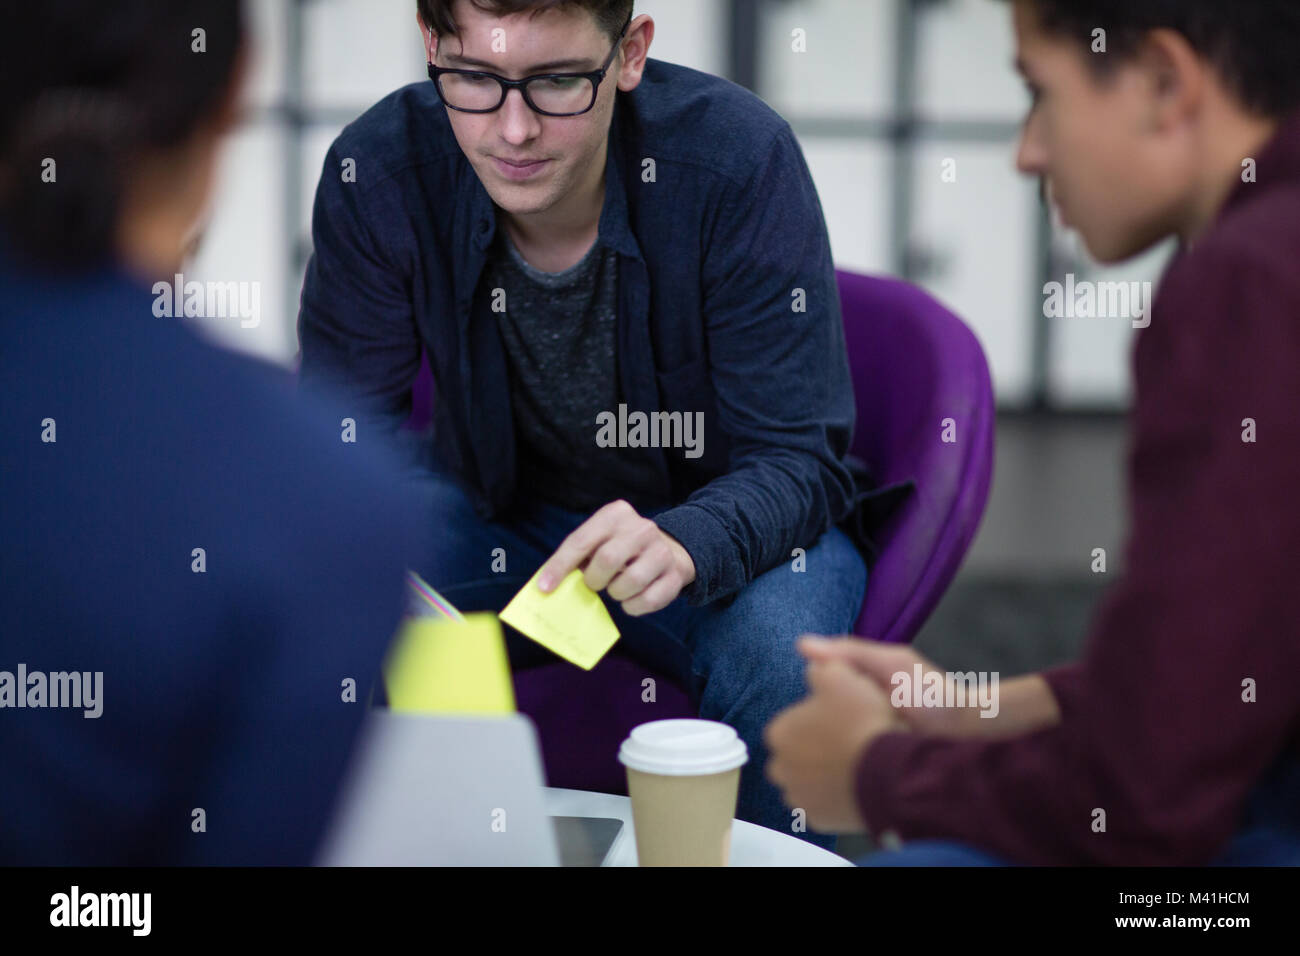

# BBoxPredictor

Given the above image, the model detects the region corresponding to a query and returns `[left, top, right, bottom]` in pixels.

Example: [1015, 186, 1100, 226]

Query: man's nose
[1015, 111, 1047, 176]
[497, 86, 541, 144]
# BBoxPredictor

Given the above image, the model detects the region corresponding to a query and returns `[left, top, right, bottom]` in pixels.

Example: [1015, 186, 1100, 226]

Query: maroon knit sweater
[856, 111, 1300, 865]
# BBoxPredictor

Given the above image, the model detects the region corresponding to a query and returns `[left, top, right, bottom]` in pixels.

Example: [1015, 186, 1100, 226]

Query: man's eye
[538, 77, 582, 90]
[462, 74, 494, 85]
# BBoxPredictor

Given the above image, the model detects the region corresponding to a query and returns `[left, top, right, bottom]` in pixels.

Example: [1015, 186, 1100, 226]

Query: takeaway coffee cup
[617, 719, 748, 866]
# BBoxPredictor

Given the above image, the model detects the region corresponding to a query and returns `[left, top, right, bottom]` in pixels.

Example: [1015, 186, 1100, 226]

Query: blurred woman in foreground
[0, 0, 429, 864]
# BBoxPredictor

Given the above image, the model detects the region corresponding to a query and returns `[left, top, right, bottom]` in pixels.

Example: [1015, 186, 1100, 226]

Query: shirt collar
[1219, 106, 1300, 218]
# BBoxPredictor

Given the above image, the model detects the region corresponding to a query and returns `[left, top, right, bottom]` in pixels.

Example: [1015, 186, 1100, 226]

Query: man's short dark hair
[418, 0, 634, 43]
[1015, 0, 1300, 118]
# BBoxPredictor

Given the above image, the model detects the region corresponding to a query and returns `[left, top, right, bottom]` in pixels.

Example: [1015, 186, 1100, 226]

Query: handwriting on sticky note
[499, 569, 620, 671]
[383, 613, 515, 715]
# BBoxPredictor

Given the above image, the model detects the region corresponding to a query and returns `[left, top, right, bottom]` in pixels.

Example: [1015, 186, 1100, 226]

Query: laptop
[317, 709, 622, 866]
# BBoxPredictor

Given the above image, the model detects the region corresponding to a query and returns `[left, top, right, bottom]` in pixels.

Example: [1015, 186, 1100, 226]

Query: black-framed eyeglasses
[427, 12, 633, 117]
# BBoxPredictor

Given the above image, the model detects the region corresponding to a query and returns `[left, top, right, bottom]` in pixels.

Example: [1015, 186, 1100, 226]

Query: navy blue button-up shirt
[298, 58, 879, 606]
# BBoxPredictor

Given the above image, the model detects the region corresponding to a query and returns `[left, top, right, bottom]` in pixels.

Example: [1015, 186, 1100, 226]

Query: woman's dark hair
[0, 0, 245, 268]
[418, 0, 634, 43]
[1014, 0, 1300, 118]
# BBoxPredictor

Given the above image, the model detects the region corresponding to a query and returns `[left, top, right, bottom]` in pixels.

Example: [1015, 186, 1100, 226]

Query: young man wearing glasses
[298, 0, 897, 851]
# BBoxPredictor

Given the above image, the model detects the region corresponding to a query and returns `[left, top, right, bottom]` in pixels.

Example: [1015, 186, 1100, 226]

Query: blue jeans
[857, 754, 1300, 866]
[410, 467, 868, 852]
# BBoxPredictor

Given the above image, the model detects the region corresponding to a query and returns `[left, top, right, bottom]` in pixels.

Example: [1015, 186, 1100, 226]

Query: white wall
[186, 0, 1159, 409]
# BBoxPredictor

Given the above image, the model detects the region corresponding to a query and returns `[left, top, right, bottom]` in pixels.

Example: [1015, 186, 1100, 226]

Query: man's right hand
[796, 635, 1065, 741]
[796, 636, 969, 737]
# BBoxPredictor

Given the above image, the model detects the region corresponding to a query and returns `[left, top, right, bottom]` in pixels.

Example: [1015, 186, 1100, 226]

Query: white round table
[544, 787, 852, 867]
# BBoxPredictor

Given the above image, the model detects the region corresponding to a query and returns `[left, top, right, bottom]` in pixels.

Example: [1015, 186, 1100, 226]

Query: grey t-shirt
[483, 220, 665, 514]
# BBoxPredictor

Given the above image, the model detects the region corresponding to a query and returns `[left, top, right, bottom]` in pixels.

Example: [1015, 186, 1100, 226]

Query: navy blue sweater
[298, 59, 891, 606]
[1, 254, 431, 864]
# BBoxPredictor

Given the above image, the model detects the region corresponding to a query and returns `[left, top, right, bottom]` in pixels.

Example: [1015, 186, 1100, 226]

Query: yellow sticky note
[383, 612, 516, 715]
[499, 568, 621, 671]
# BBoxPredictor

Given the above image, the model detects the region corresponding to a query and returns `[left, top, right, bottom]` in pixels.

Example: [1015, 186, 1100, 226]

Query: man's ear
[417, 13, 436, 62]
[616, 14, 654, 92]
[1136, 27, 1207, 130]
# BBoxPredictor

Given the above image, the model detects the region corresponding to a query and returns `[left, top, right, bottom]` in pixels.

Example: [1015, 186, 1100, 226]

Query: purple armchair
[407, 269, 994, 793]
[837, 270, 995, 644]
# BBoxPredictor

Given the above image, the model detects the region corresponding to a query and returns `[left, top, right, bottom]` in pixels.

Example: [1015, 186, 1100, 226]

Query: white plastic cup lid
[617, 719, 749, 776]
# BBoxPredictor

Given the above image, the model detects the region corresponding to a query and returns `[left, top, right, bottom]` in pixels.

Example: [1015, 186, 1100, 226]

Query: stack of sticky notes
[384, 612, 515, 714]
[384, 569, 621, 716]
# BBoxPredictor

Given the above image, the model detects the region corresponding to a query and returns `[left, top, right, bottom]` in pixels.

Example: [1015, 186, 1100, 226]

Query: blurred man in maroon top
[765, 0, 1300, 865]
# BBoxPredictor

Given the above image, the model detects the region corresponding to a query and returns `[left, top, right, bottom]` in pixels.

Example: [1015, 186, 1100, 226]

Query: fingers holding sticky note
[499, 568, 621, 671]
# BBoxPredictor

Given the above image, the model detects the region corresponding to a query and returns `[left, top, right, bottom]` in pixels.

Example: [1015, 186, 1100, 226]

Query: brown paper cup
[626, 766, 741, 866]
[618, 719, 749, 867]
